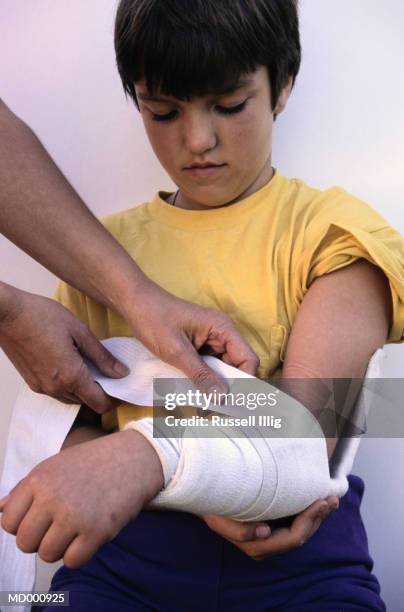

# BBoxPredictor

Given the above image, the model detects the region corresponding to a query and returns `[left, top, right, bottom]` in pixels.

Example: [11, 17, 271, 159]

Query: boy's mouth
[184, 162, 227, 178]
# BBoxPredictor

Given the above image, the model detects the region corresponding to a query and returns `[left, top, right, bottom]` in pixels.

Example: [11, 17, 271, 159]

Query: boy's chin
[181, 187, 240, 209]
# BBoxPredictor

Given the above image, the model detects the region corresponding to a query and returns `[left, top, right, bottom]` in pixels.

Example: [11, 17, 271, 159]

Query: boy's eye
[151, 110, 178, 122]
[216, 99, 248, 115]
[149, 99, 248, 122]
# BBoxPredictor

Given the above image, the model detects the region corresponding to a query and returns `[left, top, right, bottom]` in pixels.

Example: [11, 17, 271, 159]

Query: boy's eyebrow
[137, 76, 254, 103]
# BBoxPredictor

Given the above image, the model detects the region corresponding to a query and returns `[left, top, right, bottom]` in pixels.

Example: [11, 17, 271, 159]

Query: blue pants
[37, 475, 385, 611]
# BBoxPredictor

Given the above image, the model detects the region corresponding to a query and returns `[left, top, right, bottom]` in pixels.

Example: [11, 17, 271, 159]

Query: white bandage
[125, 417, 332, 521]
[125, 347, 385, 521]
[126, 417, 181, 486]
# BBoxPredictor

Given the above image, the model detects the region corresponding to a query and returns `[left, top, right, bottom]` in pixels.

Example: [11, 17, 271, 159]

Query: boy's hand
[0, 430, 163, 568]
[202, 496, 339, 560]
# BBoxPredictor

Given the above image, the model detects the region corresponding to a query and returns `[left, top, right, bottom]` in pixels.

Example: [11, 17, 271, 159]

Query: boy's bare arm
[281, 258, 391, 460]
[203, 259, 390, 561]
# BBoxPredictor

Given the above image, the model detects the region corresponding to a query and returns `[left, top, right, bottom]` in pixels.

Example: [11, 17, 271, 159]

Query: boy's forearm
[61, 424, 106, 449]
[63, 427, 164, 501]
[60, 416, 164, 503]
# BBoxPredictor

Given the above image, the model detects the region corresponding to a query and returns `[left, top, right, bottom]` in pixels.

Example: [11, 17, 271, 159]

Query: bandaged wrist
[123, 417, 180, 486]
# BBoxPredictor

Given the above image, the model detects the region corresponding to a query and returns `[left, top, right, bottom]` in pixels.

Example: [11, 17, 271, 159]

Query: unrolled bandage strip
[0, 337, 384, 612]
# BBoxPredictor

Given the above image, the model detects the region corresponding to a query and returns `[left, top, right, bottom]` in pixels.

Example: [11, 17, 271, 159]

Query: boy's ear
[273, 76, 293, 117]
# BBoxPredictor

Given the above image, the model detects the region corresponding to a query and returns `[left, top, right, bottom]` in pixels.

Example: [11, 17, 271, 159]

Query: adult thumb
[172, 344, 229, 395]
[78, 327, 129, 378]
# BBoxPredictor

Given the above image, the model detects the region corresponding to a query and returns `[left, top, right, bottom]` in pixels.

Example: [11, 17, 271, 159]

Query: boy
[2, 0, 404, 609]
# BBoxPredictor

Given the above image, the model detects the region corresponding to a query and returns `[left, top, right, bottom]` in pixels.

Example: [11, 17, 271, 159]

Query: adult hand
[0, 101, 258, 400]
[0, 283, 128, 412]
[202, 495, 339, 560]
[123, 279, 260, 394]
[0, 429, 163, 568]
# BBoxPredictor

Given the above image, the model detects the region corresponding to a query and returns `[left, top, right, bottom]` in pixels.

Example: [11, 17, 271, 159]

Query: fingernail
[114, 361, 130, 376]
[255, 525, 271, 539]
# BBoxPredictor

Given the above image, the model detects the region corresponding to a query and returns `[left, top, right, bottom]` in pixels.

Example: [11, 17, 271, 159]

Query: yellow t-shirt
[54, 170, 404, 427]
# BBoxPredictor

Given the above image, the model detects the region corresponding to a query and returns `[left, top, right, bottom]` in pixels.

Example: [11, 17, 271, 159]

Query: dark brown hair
[115, 0, 301, 109]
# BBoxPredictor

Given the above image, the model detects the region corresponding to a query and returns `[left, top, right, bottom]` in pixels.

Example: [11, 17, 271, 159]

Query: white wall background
[0, 0, 403, 609]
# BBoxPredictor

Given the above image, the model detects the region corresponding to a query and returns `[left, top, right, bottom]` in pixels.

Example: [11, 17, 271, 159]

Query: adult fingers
[219, 330, 260, 376]
[71, 366, 118, 414]
[50, 391, 84, 404]
[163, 337, 229, 395]
[194, 313, 259, 376]
[2, 338, 115, 413]
[75, 326, 129, 378]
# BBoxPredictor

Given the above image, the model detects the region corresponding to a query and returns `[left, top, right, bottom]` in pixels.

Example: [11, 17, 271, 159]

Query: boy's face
[135, 66, 291, 210]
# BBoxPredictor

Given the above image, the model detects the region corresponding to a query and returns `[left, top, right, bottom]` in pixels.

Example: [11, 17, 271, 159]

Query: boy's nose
[182, 114, 217, 155]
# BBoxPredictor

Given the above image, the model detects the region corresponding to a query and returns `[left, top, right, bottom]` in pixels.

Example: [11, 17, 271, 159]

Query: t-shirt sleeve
[295, 188, 404, 344]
